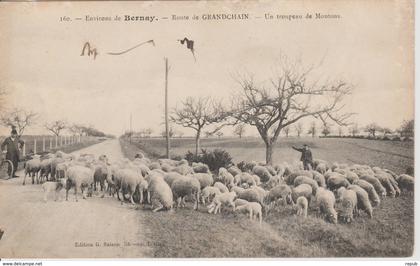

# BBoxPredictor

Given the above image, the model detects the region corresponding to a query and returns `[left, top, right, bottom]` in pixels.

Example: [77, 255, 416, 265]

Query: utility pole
[165, 57, 170, 159]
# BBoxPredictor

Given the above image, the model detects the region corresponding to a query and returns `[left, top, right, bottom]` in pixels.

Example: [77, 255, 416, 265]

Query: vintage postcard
[0, 0, 414, 260]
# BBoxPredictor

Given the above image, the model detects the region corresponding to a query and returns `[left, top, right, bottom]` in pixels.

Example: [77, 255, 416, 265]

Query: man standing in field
[1, 129, 24, 178]
[292, 144, 313, 170]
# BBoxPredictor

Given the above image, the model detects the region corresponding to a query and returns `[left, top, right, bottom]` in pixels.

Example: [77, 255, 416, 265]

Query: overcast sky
[0, 1, 414, 137]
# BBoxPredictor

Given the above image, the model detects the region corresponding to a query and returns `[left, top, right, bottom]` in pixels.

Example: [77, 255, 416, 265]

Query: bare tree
[229, 58, 353, 164]
[143, 128, 153, 138]
[0, 108, 37, 136]
[68, 123, 85, 136]
[308, 122, 317, 138]
[233, 124, 246, 138]
[381, 127, 392, 137]
[161, 127, 175, 138]
[171, 96, 225, 156]
[397, 119, 414, 138]
[321, 123, 331, 137]
[349, 123, 359, 137]
[44, 120, 67, 136]
[294, 123, 303, 137]
[283, 126, 290, 137]
[216, 131, 224, 139]
[365, 123, 381, 138]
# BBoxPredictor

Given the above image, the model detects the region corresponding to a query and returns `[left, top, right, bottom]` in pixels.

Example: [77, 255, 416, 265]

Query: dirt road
[0, 139, 153, 258]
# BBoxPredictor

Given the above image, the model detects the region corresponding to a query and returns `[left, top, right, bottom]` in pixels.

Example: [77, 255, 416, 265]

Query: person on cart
[1, 128, 24, 178]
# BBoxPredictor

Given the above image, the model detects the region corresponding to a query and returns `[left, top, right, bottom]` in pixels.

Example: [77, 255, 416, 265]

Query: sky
[0, 0, 414, 137]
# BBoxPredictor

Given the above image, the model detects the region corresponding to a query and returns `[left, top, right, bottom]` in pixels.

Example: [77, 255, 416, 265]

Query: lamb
[359, 175, 387, 197]
[396, 174, 414, 193]
[315, 187, 337, 224]
[192, 162, 210, 174]
[311, 171, 326, 188]
[23, 155, 41, 185]
[235, 202, 263, 224]
[296, 196, 308, 218]
[42, 179, 66, 202]
[291, 184, 313, 204]
[217, 167, 235, 187]
[326, 173, 350, 191]
[171, 176, 201, 210]
[214, 182, 229, 193]
[192, 173, 214, 189]
[353, 179, 380, 207]
[252, 165, 272, 182]
[146, 172, 173, 212]
[336, 187, 358, 223]
[348, 185, 373, 218]
[293, 176, 318, 195]
[207, 191, 236, 214]
[201, 186, 221, 204]
[65, 165, 94, 201]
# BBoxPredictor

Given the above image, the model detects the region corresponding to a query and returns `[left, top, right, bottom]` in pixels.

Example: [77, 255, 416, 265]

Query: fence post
[60, 136, 63, 146]
[22, 143, 26, 157]
[34, 139, 37, 154]
[55, 136, 58, 148]
[50, 138, 53, 150]
[42, 137, 46, 152]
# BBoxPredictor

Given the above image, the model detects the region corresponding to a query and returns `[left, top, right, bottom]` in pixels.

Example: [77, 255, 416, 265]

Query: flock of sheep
[23, 150, 414, 225]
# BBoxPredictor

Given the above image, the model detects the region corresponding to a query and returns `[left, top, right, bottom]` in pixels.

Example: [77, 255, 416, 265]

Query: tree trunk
[195, 131, 201, 156]
[265, 142, 273, 165]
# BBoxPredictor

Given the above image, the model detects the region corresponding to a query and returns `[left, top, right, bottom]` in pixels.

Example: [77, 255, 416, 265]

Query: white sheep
[192, 173, 214, 190]
[336, 187, 358, 223]
[65, 165, 94, 202]
[235, 202, 263, 224]
[42, 179, 66, 202]
[359, 175, 387, 197]
[252, 165, 272, 183]
[353, 179, 380, 207]
[120, 168, 144, 204]
[146, 172, 173, 212]
[217, 167, 235, 187]
[291, 184, 313, 204]
[315, 187, 337, 224]
[171, 176, 201, 210]
[201, 186, 221, 204]
[207, 191, 236, 214]
[293, 176, 318, 195]
[348, 184, 373, 218]
[23, 155, 41, 185]
[396, 174, 414, 193]
[214, 182, 229, 193]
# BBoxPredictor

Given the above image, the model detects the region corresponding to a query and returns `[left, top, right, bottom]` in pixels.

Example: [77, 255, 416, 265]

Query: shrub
[184, 149, 233, 172]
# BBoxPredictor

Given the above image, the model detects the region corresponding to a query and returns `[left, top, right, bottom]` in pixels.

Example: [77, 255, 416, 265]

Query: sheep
[227, 166, 242, 177]
[39, 158, 53, 182]
[265, 165, 277, 176]
[192, 173, 214, 190]
[326, 173, 350, 191]
[315, 163, 328, 175]
[161, 163, 173, 173]
[146, 172, 173, 212]
[296, 196, 308, 218]
[353, 179, 380, 207]
[234, 186, 266, 210]
[251, 174, 261, 186]
[235, 202, 263, 224]
[264, 184, 293, 207]
[65, 165, 94, 202]
[93, 163, 110, 195]
[313, 159, 328, 170]
[311, 171, 326, 188]
[252, 165, 272, 182]
[42, 179, 66, 202]
[344, 171, 359, 184]
[120, 169, 144, 204]
[23, 155, 41, 185]
[336, 187, 358, 223]
[149, 162, 162, 171]
[55, 162, 69, 179]
[171, 176, 201, 210]
[50, 157, 65, 180]
[285, 170, 313, 185]
[374, 171, 399, 197]
[293, 176, 318, 195]
[396, 174, 414, 193]
[266, 174, 284, 189]
[291, 184, 313, 204]
[201, 186, 221, 204]
[207, 191, 236, 214]
[158, 158, 179, 167]
[217, 167, 235, 187]
[234, 198, 249, 207]
[214, 182, 229, 193]
[236, 172, 257, 187]
[315, 187, 337, 224]
[173, 164, 194, 175]
[348, 185, 373, 218]
[359, 175, 387, 197]
[163, 172, 184, 187]
[192, 162, 210, 174]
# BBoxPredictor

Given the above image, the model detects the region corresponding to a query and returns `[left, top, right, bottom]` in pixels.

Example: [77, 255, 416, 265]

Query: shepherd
[1, 128, 24, 178]
[292, 144, 313, 170]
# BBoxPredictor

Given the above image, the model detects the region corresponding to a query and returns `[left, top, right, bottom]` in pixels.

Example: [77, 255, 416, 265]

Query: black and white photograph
[0, 0, 415, 261]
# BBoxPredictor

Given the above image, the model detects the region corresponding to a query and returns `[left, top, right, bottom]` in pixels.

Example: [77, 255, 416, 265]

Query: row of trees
[0, 107, 108, 138]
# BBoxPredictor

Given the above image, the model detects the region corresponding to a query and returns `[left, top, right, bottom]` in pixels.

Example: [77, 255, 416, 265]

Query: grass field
[120, 137, 414, 258]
